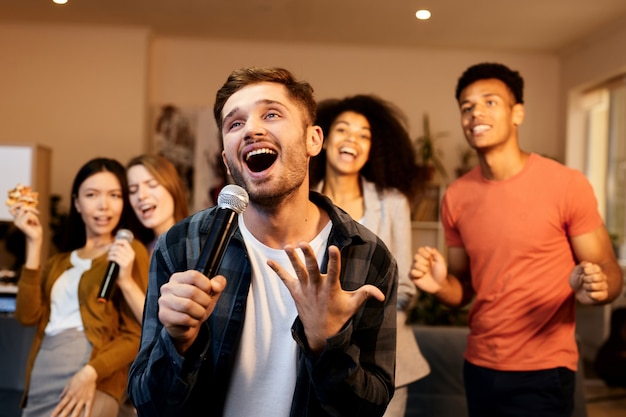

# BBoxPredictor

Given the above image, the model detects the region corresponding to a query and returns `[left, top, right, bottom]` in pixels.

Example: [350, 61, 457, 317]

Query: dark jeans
[464, 360, 575, 417]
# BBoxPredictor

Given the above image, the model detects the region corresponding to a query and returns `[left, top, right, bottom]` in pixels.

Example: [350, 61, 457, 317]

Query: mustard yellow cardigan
[15, 239, 149, 407]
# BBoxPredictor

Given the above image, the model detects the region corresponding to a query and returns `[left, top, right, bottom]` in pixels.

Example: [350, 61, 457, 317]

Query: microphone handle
[97, 262, 120, 303]
[195, 207, 239, 278]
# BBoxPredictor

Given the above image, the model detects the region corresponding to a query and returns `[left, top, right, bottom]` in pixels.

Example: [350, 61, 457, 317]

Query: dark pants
[464, 360, 575, 417]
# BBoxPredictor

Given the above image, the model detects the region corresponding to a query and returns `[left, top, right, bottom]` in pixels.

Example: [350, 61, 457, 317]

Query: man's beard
[225, 155, 308, 212]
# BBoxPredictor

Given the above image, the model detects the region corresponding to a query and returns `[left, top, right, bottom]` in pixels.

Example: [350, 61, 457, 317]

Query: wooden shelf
[410, 184, 446, 256]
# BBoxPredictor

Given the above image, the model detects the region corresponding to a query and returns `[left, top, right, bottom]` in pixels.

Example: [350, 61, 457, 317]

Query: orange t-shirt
[442, 153, 603, 371]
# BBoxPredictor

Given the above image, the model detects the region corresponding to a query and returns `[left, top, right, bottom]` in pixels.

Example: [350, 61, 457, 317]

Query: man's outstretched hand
[268, 243, 384, 354]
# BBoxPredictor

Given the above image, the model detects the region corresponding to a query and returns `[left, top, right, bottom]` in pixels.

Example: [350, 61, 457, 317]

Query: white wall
[560, 13, 626, 92]
[0, 22, 560, 208]
[560, 14, 626, 171]
[151, 37, 561, 184]
[0, 23, 150, 209]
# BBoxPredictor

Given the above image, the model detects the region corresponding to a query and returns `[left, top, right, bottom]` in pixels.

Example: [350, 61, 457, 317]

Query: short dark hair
[455, 62, 524, 104]
[213, 67, 317, 138]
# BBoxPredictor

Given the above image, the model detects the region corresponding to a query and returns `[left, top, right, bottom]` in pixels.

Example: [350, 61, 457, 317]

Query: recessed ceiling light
[416, 9, 431, 20]
[53, 0, 68, 5]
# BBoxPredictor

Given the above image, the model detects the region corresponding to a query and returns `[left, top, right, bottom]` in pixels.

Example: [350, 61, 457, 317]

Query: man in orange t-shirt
[410, 62, 624, 417]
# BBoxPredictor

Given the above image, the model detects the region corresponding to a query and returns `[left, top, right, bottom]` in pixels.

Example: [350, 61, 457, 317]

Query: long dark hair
[310, 94, 421, 198]
[60, 158, 143, 252]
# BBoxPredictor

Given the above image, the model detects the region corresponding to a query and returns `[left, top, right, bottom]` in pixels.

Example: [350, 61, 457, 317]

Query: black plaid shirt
[128, 192, 397, 417]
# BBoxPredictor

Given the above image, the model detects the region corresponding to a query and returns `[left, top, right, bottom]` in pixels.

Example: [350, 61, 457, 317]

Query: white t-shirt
[45, 250, 90, 335]
[223, 216, 332, 417]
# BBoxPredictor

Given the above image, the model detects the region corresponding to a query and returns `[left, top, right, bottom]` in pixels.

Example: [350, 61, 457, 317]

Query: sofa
[405, 325, 588, 417]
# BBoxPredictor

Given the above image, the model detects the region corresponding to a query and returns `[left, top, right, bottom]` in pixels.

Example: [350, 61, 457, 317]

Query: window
[579, 75, 626, 259]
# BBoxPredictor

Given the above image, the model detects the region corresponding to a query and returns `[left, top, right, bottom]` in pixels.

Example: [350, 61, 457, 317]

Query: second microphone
[97, 228, 134, 303]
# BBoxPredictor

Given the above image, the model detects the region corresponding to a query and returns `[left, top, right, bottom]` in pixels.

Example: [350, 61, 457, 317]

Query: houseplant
[413, 113, 448, 183]
[408, 291, 469, 326]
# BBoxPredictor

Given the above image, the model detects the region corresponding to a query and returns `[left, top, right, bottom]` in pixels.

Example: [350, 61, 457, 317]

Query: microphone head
[115, 228, 134, 243]
[217, 184, 249, 214]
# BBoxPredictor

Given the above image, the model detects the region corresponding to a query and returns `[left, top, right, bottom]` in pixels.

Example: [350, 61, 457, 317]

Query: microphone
[97, 229, 134, 303]
[194, 184, 249, 277]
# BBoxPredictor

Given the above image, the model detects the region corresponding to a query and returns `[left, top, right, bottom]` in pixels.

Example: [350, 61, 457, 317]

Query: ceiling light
[53, 0, 68, 4]
[416, 10, 431, 20]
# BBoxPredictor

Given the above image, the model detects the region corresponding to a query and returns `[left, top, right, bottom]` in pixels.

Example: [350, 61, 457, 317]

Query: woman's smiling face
[324, 111, 372, 176]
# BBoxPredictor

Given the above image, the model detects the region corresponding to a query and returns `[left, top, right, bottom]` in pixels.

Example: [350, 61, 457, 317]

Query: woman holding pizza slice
[9, 158, 149, 417]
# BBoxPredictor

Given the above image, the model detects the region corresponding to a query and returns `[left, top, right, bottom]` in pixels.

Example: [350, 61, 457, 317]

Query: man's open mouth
[245, 148, 278, 172]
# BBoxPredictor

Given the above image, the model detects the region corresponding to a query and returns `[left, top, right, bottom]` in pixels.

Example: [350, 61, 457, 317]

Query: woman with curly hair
[310, 94, 430, 417]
